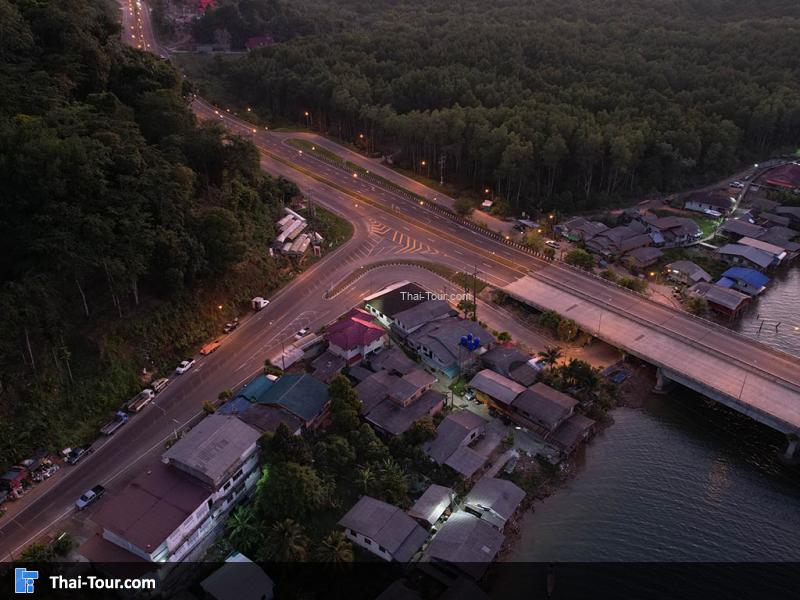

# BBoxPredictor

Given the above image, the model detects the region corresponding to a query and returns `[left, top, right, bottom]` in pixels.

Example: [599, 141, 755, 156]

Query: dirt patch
[616, 362, 658, 409]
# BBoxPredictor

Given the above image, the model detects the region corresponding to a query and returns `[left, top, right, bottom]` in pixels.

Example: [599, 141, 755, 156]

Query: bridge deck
[504, 269, 800, 434]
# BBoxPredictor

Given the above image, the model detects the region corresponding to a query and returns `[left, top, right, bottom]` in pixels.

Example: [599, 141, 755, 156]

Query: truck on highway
[100, 411, 129, 436]
[127, 389, 155, 413]
[75, 485, 105, 510]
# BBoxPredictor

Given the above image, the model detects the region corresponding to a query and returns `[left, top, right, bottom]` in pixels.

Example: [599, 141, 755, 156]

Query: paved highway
[2, 0, 798, 560]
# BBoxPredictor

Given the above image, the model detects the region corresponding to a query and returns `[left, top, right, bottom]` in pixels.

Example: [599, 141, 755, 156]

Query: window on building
[223, 481, 231, 491]
[379, 546, 387, 553]
[207, 498, 213, 510]
[233, 469, 244, 481]
[364, 538, 372, 546]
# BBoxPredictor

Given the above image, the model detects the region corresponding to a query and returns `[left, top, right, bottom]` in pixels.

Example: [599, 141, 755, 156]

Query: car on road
[223, 319, 240, 333]
[251, 297, 269, 311]
[150, 377, 169, 394]
[729, 181, 744, 188]
[65, 446, 93, 466]
[175, 359, 196, 374]
[295, 327, 310, 339]
[200, 338, 223, 355]
[127, 389, 155, 413]
[75, 485, 105, 510]
[545, 240, 561, 249]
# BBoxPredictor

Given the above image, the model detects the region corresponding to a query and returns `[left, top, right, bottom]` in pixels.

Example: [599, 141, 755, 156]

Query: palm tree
[356, 466, 373, 494]
[314, 531, 354, 565]
[538, 345, 563, 367]
[264, 519, 310, 562]
[227, 506, 261, 555]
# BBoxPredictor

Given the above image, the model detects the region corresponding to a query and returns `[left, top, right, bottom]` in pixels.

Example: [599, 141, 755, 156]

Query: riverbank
[506, 387, 800, 563]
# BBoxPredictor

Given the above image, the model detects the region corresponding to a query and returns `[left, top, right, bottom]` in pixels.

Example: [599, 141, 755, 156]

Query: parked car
[75, 485, 105, 510]
[175, 359, 195, 374]
[150, 377, 169, 394]
[545, 240, 560, 249]
[127, 389, 155, 413]
[223, 319, 240, 333]
[200, 338, 223, 355]
[251, 297, 269, 311]
[65, 446, 93, 466]
[729, 181, 744, 188]
[295, 327, 310, 339]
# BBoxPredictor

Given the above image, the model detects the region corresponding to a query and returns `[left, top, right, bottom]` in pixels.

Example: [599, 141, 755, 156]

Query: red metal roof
[328, 310, 385, 351]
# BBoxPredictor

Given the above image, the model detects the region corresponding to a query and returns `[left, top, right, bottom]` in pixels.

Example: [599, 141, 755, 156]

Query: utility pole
[439, 154, 446, 186]
[472, 266, 479, 322]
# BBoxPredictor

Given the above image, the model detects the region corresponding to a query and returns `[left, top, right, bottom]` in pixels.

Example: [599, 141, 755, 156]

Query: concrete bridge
[503, 267, 800, 460]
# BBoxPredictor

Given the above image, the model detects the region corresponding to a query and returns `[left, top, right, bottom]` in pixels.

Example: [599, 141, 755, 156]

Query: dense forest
[197, 0, 800, 213]
[0, 0, 299, 466]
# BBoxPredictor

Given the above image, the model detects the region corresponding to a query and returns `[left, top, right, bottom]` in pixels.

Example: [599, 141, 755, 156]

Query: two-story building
[326, 308, 387, 363]
[94, 415, 262, 563]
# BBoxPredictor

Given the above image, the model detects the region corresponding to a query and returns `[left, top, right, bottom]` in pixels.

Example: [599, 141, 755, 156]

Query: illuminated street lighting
[353, 173, 358, 178]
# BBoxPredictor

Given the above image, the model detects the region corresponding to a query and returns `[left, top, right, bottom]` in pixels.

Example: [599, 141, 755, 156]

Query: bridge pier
[653, 367, 674, 394]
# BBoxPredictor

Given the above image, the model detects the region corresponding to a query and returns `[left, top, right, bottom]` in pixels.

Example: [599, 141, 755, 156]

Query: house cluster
[79, 414, 263, 564]
[338, 474, 525, 580]
[662, 181, 799, 319]
[467, 366, 595, 453]
[555, 169, 799, 321]
[273, 208, 322, 257]
[559, 210, 703, 267]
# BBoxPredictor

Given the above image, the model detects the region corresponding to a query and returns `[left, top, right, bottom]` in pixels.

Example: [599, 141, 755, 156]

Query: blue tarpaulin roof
[720, 267, 770, 288]
[716, 277, 736, 288]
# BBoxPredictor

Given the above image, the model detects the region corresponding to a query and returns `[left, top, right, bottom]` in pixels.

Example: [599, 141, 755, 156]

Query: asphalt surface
[2, 0, 797, 560]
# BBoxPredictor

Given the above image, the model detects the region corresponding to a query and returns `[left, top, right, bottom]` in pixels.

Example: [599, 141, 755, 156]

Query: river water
[510, 268, 800, 565]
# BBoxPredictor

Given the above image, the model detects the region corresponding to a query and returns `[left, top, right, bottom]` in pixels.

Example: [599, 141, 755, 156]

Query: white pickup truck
[127, 389, 155, 413]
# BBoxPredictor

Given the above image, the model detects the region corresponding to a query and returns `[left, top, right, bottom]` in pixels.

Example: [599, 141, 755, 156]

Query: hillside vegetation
[198, 0, 800, 212]
[0, 0, 302, 466]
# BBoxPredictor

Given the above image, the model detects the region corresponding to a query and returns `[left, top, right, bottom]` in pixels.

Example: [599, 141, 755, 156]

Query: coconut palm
[314, 531, 354, 564]
[538, 345, 563, 367]
[356, 466, 373, 494]
[227, 506, 261, 554]
[264, 519, 310, 562]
